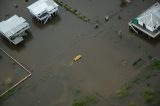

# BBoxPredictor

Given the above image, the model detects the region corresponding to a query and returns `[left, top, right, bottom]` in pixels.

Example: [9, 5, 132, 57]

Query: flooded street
[0, 0, 160, 106]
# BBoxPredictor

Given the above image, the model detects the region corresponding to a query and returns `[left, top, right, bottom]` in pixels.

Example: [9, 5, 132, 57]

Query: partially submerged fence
[0, 48, 31, 97]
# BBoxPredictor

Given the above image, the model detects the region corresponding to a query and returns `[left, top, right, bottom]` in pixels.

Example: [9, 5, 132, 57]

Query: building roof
[137, 2, 160, 32]
[0, 15, 28, 38]
[27, 0, 58, 16]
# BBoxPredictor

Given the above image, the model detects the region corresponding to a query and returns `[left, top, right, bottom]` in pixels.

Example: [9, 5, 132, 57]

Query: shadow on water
[129, 29, 160, 47]
[31, 15, 61, 29]
[0, 32, 33, 52]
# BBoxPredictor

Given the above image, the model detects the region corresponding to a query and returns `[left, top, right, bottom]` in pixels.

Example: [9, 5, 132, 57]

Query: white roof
[137, 2, 160, 32]
[27, 0, 58, 16]
[0, 15, 28, 38]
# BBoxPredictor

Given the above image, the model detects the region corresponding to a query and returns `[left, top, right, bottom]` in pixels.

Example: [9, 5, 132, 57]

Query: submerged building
[129, 2, 160, 38]
[0, 15, 30, 45]
[27, 0, 59, 24]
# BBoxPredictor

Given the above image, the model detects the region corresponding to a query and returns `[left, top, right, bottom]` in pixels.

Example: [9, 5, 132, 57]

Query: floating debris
[120, 0, 131, 7]
[105, 16, 109, 22]
[95, 23, 99, 28]
[118, 30, 123, 39]
[25, 0, 29, 2]
[5, 14, 10, 18]
[73, 54, 82, 62]
[133, 58, 142, 66]
[12, 62, 16, 65]
[121, 60, 127, 66]
[14, 4, 18, 8]
[118, 30, 122, 35]
[118, 16, 122, 20]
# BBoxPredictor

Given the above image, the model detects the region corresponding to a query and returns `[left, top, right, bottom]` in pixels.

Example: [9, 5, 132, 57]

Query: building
[27, 0, 59, 24]
[0, 15, 30, 45]
[128, 2, 160, 38]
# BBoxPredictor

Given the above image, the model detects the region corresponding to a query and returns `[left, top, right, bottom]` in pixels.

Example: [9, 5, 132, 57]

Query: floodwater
[0, 50, 29, 95]
[0, 0, 160, 106]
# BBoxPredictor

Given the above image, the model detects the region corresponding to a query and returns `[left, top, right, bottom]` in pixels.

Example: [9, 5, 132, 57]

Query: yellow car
[73, 54, 82, 62]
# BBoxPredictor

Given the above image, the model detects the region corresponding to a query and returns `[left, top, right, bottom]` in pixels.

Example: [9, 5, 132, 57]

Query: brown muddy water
[0, 0, 160, 106]
[0, 50, 29, 95]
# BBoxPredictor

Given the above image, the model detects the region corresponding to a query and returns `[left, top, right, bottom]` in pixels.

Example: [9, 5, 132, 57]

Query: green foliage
[130, 77, 140, 85]
[128, 101, 139, 106]
[0, 89, 15, 103]
[70, 9, 77, 13]
[54, 0, 90, 22]
[150, 59, 160, 69]
[0, 85, 23, 103]
[142, 89, 155, 103]
[74, 88, 81, 96]
[115, 87, 130, 98]
[71, 96, 97, 106]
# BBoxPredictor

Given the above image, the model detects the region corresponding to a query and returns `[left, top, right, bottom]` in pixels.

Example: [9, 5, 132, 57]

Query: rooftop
[129, 2, 160, 38]
[137, 2, 160, 32]
[27, 0, 58, 16]
[0, 15, 29, 38]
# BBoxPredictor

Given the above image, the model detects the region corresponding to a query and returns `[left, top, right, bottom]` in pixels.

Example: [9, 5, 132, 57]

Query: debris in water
[118, 30, 122, 35]
[14, 4, 18, 8]
[73, 54, 82, 62]
[5, 14, 10, 18]
[25, 0, 29, 2]
[121, 60, 127, 66]
[12, 62, 16, 65]
[120, 0, 131, 7]
[118, 30, 123, 39]
[105, 16, 109, 22]
[133, 58, 142, 66]
[118, 16, 122, 20]
[95, 23, 99, 28]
